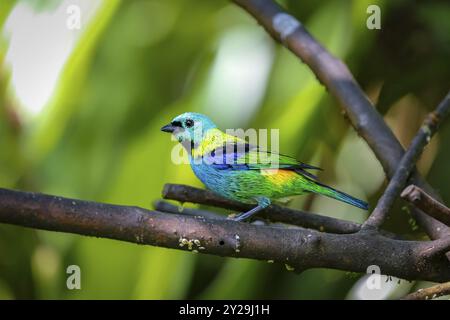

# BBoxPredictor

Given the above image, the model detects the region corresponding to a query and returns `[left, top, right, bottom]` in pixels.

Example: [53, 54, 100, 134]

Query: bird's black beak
[161, 124, 175, 133]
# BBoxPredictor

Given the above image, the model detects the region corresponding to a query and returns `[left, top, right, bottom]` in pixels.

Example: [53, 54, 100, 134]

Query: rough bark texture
[0, 187, 449, 282]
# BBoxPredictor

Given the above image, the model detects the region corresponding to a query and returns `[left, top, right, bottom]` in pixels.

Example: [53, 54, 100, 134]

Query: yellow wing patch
[261, 169, 298, 186]
[191, 129, 245, 158]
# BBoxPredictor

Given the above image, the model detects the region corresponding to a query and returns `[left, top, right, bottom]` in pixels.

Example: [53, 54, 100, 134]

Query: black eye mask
[171, 120, 183, 128]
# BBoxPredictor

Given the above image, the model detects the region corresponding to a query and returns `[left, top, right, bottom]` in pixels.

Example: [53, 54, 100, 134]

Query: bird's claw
[227, 212, 248, 222]
[232, 214, 247, 222]
[227, 213, 238, 220]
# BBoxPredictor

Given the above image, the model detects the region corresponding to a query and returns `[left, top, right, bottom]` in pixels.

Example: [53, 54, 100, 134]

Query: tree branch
[363, 92, 450, 229]
[154, 200, 281, 228]
[162, 183, 401, 238]
[0, 187, 449, 282]
[418, 236, 450, 262]
[163, 183, 362, 234]
[231, 0, 450, 240]
[401, 282, 450, 300]
[154, 200, 226, 220]
[401, 185, 450, 227]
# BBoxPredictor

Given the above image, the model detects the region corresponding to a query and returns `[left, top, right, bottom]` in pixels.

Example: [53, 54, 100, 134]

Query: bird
[161, 112, 368, 221]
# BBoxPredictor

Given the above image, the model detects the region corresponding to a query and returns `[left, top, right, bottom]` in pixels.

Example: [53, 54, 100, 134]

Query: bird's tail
[307, 181, 369, 210]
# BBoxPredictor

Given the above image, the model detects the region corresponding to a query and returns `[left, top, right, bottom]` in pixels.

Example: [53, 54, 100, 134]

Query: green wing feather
[210, 142, 322, 180]
[207, 142, 368, 210]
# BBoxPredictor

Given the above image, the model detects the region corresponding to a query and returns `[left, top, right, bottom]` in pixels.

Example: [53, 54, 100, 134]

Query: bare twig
[163, 184, 362, 234]
[162, 184, 402, 238]
[153, 200, 225, 220]
[401, 282, 450, 300]
[231, 0, 450, 240]
[418, 236, 450, 260]
[155, 200, 284, 228]
[402, 185, 450, 227]
[0, 187, 449, 282]
[363, 92, 450, 229]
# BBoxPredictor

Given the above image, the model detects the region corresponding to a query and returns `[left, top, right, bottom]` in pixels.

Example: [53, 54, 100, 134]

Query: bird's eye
[185, 119, 194, 128]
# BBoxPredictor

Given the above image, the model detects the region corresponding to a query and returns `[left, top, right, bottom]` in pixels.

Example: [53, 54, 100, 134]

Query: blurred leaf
[133, 248, 195, 299]
[66, 237, 142, 299]
[0, 1, 17, 29]
[27, 0, 121, 164]
[199, 259, 268, 299]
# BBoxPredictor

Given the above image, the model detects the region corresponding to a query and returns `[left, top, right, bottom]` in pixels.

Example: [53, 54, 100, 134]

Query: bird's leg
[233, 206, 264, 222]
[233, 197, 271, 222]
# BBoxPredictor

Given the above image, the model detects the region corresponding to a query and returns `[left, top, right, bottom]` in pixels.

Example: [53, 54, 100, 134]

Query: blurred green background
[0, 0, 449, 299]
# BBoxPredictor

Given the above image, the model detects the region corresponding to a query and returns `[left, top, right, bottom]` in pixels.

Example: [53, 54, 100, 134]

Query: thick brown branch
[402, 185, 450, 227]
[0, 187, 449, 282]
[231, 0, 450, 240]
[401, 282, 450, 300]
[364, 92, 450, 229]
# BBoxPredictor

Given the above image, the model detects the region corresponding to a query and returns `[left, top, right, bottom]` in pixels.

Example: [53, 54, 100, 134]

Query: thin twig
[418, 236, 450, 260]
[401, 185, 450, 227]
[401, 282, 450, 300]
[162, 184, 402, 238]
[363, 92, 450, 229]
[155, 200, 286, 228]
[0, 187, 449, 282]
[153, 200, 225, 220]
[231, 0, 450, 240]
[163, 184, 361, 234]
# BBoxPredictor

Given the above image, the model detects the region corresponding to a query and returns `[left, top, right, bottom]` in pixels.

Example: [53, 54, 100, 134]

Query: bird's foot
[231, 205, 265, 222]
[226, 212, 251, 222]
[232, 213, 250, 222]
[227, 213, 238, 220]
[228, 199, 271, 222]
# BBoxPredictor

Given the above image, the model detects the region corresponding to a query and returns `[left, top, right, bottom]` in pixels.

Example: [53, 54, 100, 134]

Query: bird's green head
[161, 112, 217, 147]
